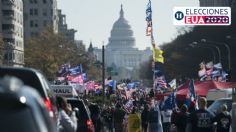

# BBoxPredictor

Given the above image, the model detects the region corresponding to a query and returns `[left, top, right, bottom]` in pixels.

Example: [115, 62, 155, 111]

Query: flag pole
[102, 43, 105, 103]
[151, 31, 156, 96]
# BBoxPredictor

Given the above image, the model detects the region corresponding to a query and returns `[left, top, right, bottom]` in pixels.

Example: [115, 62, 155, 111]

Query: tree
[160, 12, 236, 81]
[25, 28, 87, 80]
[139, 12, 236, 82]
[139, 57, 153, 80]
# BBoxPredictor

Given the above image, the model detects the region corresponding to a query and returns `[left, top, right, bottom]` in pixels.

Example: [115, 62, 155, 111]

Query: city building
[58, 9, 77, 42]
[23, 0, 59, 39]
[75, 40, 85, 50]
[0, 0, 24, 66]
[199, 0, 236, 7]
[94, 5, 152, 79]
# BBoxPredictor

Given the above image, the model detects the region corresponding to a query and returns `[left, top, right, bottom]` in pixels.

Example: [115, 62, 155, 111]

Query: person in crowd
[188, 100, 197, 114]
[149, 89, 154, 98]
[113, 103, 126, 132]
[89, 103, 102, 132]
[214, 104, 232, 132]
[175, 104, 189, 132]
[101, 106, 113, 132]
[161, 108, 172, 132]
[57, 96, 77, 132]
[170, 107, 179, 125]
[186, 97, 215, 132]
[123, 112, 129, 132]
[147, 100, 163, 132]
[141, 104, 149, 132]
[128, 107, 141, 132]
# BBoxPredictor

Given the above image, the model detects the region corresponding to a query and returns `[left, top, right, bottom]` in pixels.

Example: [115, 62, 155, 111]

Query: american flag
[124, 100, 133, 113]
[94, 82, 101, 89]
[69, 75, 84, 85]
[155, 76, 167, 89]
[161, 89, 176, 110]
[146, 0, 152, 36]
[85, 81, 95, 91]
[206, 69, 213, 76]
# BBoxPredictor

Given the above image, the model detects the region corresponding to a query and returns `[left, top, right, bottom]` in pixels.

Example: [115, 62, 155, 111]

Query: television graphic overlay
[173, 7, 231, 26]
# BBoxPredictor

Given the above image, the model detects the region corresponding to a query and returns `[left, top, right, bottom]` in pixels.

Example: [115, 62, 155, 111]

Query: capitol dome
[107, 5, 135, 50]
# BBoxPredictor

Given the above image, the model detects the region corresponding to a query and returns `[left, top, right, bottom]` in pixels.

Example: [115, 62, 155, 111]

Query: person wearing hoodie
[147, 100, 163, 132]
[214, 104, 232, 132]
[57, 96, 77, 132]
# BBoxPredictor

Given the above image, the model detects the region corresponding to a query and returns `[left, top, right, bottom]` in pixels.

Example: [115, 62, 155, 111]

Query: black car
[207, 98, 232, 114]
[67, 98, 95, 132]
[0, 67, 58, 118]
[0, 76, 56, 132]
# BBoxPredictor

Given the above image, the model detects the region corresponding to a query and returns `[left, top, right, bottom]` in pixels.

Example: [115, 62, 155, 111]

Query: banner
[153, 47, 164, 63]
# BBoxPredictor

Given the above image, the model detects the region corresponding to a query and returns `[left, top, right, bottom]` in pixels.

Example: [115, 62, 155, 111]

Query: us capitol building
[93, 5, 152, 79]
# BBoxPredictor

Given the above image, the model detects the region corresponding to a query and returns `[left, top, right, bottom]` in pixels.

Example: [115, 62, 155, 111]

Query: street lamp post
[189, 42, 217, 63]
[201, 39, 231, 71]
[192, 41, 222, 63]
[232, 87, 236, 132]
[226, 35, 236, 40]
[102, 45, 105, 103]
[226, 35, 236, 132]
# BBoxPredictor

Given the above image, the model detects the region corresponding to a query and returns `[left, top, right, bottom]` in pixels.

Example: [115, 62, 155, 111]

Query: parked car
[0, 67, 57, 118]
[0, 76, 56, 132]
[67, 98, 94, 132]
[207, 98, 232, 115]
[207, 89, 232, 106]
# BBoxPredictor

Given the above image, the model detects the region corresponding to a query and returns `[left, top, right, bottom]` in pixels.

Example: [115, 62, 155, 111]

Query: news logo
[173, 7, 231, 25]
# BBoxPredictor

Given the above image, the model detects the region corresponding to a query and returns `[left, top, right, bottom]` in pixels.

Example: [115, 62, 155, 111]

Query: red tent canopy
[177, 80, 236, 98]
[156, 80, 236, 101]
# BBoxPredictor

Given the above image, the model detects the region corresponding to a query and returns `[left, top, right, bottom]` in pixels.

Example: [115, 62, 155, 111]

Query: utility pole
[102, 43, 105, 103]
[232, 87, 236, 132]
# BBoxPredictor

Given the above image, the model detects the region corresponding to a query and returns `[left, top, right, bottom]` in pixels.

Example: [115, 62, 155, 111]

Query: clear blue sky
[58, 0, 199, 50]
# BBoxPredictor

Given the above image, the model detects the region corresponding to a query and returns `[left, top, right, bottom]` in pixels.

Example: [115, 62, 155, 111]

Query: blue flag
[82, 73, 87, 81]
[146, 0, 152, 22]
[162, 90, 176, 110]
[189, 79, 196, 100]
[146, 0, 153, 36]
[69, 65, 82, 75]
[58, 63, 70, 77]
[109, 80, 117, 90]
[127, 82, 136, 89]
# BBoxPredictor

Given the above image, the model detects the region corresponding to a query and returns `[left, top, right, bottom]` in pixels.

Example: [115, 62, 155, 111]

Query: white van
[207, 89, 232, 105]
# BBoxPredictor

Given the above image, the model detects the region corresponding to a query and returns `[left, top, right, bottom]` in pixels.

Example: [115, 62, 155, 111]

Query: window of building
[51, 9, 53, 16]
[30, 9, 34, 15]
[4, 53, 8, 60]
[2, 24, 14, 31]
[43, 0, 47, 4]
[34, 0, 37, 4]
[34, 9, 38, 16]
[29, 0, 34, 4]
[30, 32, 34, 37]
[30, 20, 34, 27]
[12, 52, 15, 60]
[3, 38, 15, 44]
[43, 20, 48, 27]
[43, 9, 47, 16]
[8, 52, 12, 60]
[34, 20, 38, 27]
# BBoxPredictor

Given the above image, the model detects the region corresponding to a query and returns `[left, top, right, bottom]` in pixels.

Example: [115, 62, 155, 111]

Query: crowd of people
[57, 87, 232, 132]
